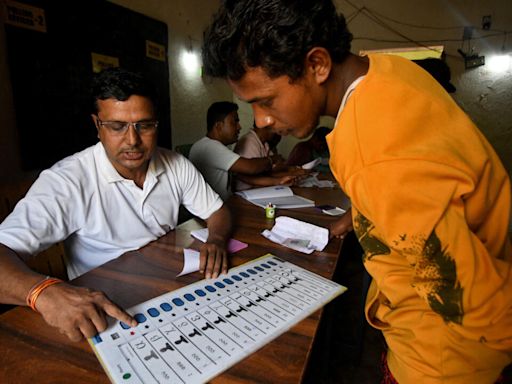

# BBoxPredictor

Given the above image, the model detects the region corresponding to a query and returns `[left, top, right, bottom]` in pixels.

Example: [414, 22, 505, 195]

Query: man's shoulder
[190, 137, 227, 158]
[49, 144, 98, 175]
[29, 144, 100, 196]
[234, 131, 254, 149]
[292, 141, 311, 151]
[153, 146, 189, 169]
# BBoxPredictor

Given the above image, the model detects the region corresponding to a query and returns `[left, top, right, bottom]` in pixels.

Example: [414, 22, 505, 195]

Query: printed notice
[91, 52, 120, 73]
[146, 40, 166, 62]
[3, 0, 47, 33]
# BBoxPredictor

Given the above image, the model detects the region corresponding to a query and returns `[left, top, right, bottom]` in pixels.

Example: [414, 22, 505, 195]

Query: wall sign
[3, 0, 46, 33]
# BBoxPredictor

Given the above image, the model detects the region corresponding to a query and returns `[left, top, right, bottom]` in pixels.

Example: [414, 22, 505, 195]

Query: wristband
[26, 276, 63, 312]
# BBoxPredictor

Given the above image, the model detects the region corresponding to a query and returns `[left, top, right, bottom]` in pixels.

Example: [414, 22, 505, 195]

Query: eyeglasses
[95, 116, 158, 136]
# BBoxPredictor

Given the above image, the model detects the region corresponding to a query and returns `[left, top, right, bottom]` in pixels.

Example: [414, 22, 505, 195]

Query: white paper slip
[322, 207, 346, 216]
[236, 186, 314, 209]
[177, 248, 200, 277]
[301, 158, 322, 170]
[297, 175, 337, 188]
[261, 216, 329, 254]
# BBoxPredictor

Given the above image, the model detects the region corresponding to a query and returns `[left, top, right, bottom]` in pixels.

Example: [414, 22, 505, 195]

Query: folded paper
[261, 216, 329, 254]
[177, 248, 200, 277]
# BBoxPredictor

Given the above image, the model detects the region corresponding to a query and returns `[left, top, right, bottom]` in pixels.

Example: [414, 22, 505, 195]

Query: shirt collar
[334, 75, 366, 127]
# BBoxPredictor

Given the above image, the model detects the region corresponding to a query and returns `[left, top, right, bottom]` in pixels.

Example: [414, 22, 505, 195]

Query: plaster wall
[108, 0, 231, 151]
[0, 0, 231, 181]
[0, 0, 510, 182]
[273, 0, 512, 177]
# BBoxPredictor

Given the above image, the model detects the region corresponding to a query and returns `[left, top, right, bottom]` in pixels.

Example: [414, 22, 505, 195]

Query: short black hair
[91, 67, 158, 113]
[207, 101, 239, 132]
[312, 126, 331, 139]
[413, 58, 456, 93]
[202, 0, 353, 81]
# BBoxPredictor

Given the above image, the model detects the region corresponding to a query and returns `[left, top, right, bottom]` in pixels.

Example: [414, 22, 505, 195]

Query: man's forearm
[0, 243, 45, 306]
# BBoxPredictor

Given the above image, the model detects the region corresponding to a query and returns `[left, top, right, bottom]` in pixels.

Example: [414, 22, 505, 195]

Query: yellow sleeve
[347, 159, 512, 350]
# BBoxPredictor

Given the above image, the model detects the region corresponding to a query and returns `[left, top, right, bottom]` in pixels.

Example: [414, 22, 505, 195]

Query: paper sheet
[301, 158, 322, 170]
[236, 186, 314, 208]
[190, 228, 248, 253]
[177, 248, 200, 277]
[297, 175, 337, 188]
[261, 216, 329, 254]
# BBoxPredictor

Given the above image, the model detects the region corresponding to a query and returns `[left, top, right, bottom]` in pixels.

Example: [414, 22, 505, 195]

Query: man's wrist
[267, 156, 273, 170]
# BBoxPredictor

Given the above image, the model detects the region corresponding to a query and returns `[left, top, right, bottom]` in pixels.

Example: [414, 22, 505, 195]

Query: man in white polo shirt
[0, 68, 231, 342]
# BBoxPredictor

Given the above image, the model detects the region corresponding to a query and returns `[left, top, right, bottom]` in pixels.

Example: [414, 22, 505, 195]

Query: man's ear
[212, 120, 223, 134]
[305, 47, 332, 84]
[91, 114, 100, 138]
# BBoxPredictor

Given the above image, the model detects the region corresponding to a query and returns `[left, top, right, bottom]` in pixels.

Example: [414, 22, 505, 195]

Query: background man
[0, 67, 231, 341]
[202, 1, 512, 382]
[234, 121, 304, 191]
[189, 101, 280, 200]
[287, 126, 332, 173]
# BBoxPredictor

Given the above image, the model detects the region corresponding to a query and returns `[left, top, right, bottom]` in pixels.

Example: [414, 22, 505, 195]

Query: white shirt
[234, 129, 270, 191]
[0, 142, 223, 279]
[189, 137, 240, 201]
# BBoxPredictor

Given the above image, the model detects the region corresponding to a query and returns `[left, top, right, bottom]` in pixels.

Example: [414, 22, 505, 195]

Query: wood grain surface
[0, 185, 349, 383]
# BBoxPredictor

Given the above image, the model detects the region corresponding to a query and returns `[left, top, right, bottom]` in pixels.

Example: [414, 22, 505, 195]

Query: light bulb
[487, 54, 511, 73]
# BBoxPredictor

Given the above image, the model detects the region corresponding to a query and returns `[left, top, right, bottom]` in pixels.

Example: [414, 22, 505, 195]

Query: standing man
[0, 67, 231, 341]
[189, 101, 279, 200]
[202, 1, 512, 383]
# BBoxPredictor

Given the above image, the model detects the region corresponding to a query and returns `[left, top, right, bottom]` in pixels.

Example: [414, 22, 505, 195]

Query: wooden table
[0, 186, 350, 383]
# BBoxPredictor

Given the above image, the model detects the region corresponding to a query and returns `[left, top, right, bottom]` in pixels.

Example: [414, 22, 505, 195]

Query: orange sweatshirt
[327, 54, 512, 383]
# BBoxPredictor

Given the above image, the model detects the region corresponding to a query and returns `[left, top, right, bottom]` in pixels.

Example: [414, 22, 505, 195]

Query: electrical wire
[353, 32, 509, 44]
[340, 0, 509, 33]
[340, 0, 511, 46]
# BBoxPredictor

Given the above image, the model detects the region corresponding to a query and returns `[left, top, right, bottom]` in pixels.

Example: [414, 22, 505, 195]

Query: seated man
[0, 67, 231, 341]
[234, 121, 304, 191]
[287, 126, 331, 173]
[189, 102, 280, 200]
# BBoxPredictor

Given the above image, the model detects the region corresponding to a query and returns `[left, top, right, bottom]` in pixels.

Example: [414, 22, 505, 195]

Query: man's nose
[125, 124, 141, 145]
[254, 110, 274, 130]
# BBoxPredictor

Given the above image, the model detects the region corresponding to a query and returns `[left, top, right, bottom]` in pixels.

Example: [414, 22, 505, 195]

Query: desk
[0, 186, 350, 383]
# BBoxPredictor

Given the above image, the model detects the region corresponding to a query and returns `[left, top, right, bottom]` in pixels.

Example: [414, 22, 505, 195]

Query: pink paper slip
[191, 228, 248, 254]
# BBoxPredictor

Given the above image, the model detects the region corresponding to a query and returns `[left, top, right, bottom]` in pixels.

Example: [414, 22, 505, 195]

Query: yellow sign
[3, 0, 46, 33]
[91, 52, 119, 73]
[146, 40, 166, 62]
[360, 45, 444, 60]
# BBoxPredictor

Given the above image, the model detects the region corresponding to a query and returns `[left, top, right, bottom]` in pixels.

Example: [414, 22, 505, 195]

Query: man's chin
[277, 126, 313, 139]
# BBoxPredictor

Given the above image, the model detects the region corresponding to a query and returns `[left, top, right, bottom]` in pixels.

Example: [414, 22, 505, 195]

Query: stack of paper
[261, 216, 329, 254]
[236, 186, 314, 209]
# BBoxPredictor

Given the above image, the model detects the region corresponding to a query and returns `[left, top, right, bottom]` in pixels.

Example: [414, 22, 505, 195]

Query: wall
[240, 1, 512, 172]
[0, 0, 510, 181]
[333, 0, 512, 177]
[0, 7, 23, 182]
[108, 0, 233, 151]
[0, 0, 231, 181]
